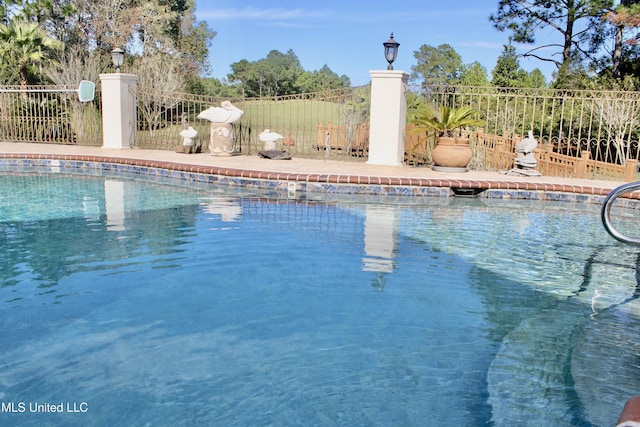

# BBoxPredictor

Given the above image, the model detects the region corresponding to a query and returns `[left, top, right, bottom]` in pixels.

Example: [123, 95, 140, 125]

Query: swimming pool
[1, 169, 639, 426]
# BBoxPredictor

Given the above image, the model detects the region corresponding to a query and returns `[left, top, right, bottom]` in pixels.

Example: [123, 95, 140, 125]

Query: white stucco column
[99, 73, 138, 149]
[367, 70, 409, 166]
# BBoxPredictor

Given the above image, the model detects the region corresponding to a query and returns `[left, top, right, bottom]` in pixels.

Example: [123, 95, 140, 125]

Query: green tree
[411, 43, 463, 86]
[460, 61, 490, 86]
[490, 0, 614, 70]
[599, 0, 640, 78]
[228, 50, 302, 97]
[526, 68, 547, 87]
[179, 20, 216, 88]
[228, 49, 348, 97]
[9, 0, 215, 86]
[491, 44, 529, 87]
[193, 77, 242, 98]
[258, 49, 303, 96]
[553, 61, 592, 88]
[296, 65, 350, 93]
[0, 18, 62, 87]
[228, 59, 253, 98]
[131, 0, 215, 82]
[14, 0, 77, 43]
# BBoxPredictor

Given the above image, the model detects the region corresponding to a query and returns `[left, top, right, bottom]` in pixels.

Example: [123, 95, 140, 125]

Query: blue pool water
[1, 171, 640, 426]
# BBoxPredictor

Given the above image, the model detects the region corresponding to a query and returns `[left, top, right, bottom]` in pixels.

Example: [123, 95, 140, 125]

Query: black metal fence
[134, 86, 371, 160]
[414, 85, 640, 167]
[0, 85, 102, 146]
[3, 82, 640, 180]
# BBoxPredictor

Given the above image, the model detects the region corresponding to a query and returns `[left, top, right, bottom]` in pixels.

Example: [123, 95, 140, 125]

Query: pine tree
[491, 44, 529, 88]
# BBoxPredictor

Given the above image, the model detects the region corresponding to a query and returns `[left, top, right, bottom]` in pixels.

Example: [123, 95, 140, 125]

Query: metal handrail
[601, 181, 640, 244]
[0, 80, 95, 102]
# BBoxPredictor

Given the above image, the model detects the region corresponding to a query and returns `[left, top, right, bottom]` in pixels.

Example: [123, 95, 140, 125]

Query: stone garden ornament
[258, 129, 291, 160]
[508, 130, 542, 176]
[259, 129, 283, 150]
[197, 101, 244, 156]
[178, 126, 198, 153]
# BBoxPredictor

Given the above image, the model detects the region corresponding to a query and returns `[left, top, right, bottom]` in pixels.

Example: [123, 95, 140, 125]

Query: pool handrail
[602, 181, 640, 245]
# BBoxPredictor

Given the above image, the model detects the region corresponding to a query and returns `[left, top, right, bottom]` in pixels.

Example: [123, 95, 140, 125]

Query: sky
[194, 1, 559, 87]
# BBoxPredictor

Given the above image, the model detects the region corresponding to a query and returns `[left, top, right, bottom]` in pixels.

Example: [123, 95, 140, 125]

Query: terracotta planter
[431, 137, 473, 170]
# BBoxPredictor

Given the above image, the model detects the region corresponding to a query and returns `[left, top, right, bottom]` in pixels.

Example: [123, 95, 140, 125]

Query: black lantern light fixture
[111, 48, 125, 73]
[383, 33, 400, 70]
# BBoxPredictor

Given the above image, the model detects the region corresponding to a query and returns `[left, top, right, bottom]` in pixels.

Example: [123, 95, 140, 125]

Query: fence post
[624, 159, 638, 182]
[99, 73, 138, 149]
[576, 151, 590, 179]
[367, 70, 409, 166]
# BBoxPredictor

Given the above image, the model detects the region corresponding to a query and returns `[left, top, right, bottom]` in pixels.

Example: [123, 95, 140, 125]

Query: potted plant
[410, 104, 485, 171]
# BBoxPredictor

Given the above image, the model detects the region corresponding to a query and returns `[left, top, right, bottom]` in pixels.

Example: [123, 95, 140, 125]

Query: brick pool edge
[1, 152, 638, 207]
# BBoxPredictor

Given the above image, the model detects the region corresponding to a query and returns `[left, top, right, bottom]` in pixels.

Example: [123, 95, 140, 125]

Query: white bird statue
[198, 101, 244, 156]
[179, 126, 198, 146]
[259, 129, 283, 150]
[197, 101, 244, 124]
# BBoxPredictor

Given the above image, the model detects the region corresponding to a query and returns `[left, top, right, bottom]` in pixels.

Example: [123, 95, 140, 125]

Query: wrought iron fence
[411, 85, 640, 179]
[0, 85, 102, 146]
[4, 81, 640, 181]
[134, 86, 371, 160]
[135, 83, 640, 179]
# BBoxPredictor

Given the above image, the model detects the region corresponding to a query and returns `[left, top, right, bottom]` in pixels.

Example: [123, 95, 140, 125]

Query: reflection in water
[200, 196, 243, 222]
[0, 174, 203, 291]
[362, 205, 398, 273]
[82, 196, 100, 221]
[362, 205, 399, 291]
[370, 271, 387, 292]
[104, 179, 126, 231]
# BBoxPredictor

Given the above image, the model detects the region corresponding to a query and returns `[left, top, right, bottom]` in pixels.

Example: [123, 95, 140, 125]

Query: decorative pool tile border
[0, 153, 637, 207]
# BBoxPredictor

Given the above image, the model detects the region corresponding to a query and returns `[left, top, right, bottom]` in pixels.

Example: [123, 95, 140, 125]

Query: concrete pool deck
[0, 141, 628, 197]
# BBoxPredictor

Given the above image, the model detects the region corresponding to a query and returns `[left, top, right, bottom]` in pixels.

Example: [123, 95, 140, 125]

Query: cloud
[387, 7, 491, 21]
[198, 7, 331, 21]
[459, 40, 504, 49]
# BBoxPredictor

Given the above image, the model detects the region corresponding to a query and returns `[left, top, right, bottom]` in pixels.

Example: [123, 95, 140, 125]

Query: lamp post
[368, 33, 408, 166]
[100, 48, 136, 149]
[383, 33, 399, 70]
[110, 48, 125, 73]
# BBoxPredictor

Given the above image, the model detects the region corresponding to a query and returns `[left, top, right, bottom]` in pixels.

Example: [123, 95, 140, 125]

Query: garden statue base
[258, 150, 291, 160]
[209, 123, 235, 156]
[506, 167, 542, 177]
[175, 145, 197, 154]
[196, 102, 244, 157]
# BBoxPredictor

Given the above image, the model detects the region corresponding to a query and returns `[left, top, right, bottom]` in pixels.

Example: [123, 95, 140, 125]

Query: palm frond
[409, 104, 484, 137]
